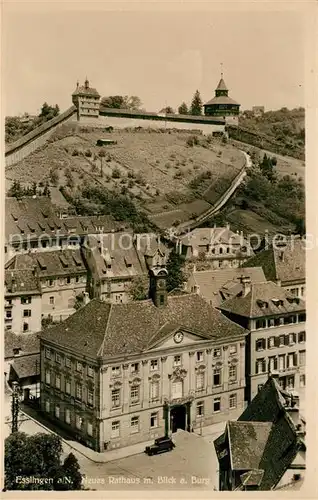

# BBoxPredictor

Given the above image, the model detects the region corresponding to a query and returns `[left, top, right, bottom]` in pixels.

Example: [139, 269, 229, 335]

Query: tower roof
[216, 77, 228, 91]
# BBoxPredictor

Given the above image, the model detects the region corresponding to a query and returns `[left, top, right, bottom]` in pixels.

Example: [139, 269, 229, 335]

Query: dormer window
[257, 300, 268, 309]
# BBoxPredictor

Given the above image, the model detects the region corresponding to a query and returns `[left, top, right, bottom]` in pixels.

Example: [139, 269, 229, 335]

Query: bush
[112, 167, 121, 179]
[72, 149, 79, 156]
[165, 162, 172, 169]
[85, 149, 92, 157]
[98, 149, 106, 157]
[186, 135, 199, 147]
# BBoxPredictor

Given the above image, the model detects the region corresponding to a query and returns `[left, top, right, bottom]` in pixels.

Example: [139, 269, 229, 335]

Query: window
[75, 415, 82, 430]
[45, 369, 51, 385]
[298, 313, 306, 322]
[55, 353, 61, 364]
[150, 381, 159, 401]
[213, 367, 222, 386]
[279, 335, 285, 347]
[75, 383, 82, 401]
[75, 276, 79, 283]
[130, 416, 139, 433]
[21, 296, 31, 304]
[45, 348, 51, 359]
[173, 355, 181, 367]
[289, 333, 296, 345]
[65, 357, 71, 368]
[23, 323, 29, 332]
[55, 405, 60, 419]
[65, 380, 71, 395]
[111, 421, 120, 438]
[49, 296, 55, 305]
[196, 351, 204, 362]
[23, 309, 31, 317]
[279, 355, 285, 371]
[130, 385, 140, 404]
[150, 359, 159, 371]
[65, 408, 71, 424]
[287, 375, 295, 390]
[55, 374, 61, 390]
[213, 397, 221, 412]
[88, 390, 94, 406]
[196, 372, 205, 390]
[299, 350, 306, 366]
[6, 310, 12, 319]
[268, 337, 275, 349]
[229, 365, 237, 381]
[76, 361, 82, 373]
[229, 394, 237, 409]
[255, 319, 266, 329]
[298, 331, 306, 343]
[111, 366, 121, 377]
[300, 374, 306, 387]
[229, 344, 237, 355]
[66, 277, 71, 284]
[86, 421, 93, 436]
[268, 318, 275, 328]
[87, 366, 94, 377]
[45, 400, 50, 413]
[255, 358, 266, 374]
[213, 348, 221, 358]
[268, 356, 278, 372]
[196, 401, 204, 417]
[256, 339, 266, 351]
[111, 389, 120, 408]
[150, 412, 159, 428]
[48, 279, 54, 287]
[131, 363, 139, 374]
[172, 380, 183, 399]
[287, 353, 297, 368]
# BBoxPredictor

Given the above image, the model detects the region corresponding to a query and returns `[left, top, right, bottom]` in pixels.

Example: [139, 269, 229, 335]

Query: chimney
[240, 276, 251, 297]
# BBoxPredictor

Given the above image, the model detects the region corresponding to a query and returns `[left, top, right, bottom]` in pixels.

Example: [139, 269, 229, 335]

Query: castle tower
[72, 79, 101, 120]
[203, 70, 240, 124]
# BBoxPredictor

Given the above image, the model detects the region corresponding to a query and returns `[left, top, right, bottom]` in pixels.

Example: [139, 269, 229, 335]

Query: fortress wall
[5, 107, 78, 167]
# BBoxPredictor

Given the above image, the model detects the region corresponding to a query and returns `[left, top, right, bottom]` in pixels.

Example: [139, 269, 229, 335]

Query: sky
[2, 2, 305, 116]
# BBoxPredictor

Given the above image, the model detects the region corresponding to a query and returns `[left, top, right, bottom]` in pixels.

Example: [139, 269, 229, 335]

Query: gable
[147, 328, 212, 351]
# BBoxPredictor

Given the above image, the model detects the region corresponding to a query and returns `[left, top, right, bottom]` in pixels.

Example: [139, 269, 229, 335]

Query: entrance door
[170, 405, 186, 433]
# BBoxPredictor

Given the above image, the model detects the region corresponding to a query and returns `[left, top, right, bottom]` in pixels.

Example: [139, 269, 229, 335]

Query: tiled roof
[72, 85, 100, 98]
[180, 227, 251, 249]
[9, 353, 40, 379]
[219, 281, 305, 318]
[227, 421, 272, 470]
[215, 376, 306, 490]
[6, 249, 87, 278]
[5, 269, 41, 295]
[99, 106, 226, 123]
[6, 197, 126, 242]
[204, 96, 240, 106]
[5, 332, 40, 359]
[216, 78, 228, 91]
[243, 239, 305, 285]
[187, 267, 266, 307]
[40, 294, 247, 359]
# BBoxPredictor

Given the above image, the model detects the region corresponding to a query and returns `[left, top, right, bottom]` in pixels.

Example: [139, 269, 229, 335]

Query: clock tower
[150, 268, 168, 308]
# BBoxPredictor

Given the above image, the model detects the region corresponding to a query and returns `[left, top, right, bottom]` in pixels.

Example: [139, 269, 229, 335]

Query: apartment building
[82, 232, 168, 303]
[244, 238, 305, 298]
[218, 279, 306, 402]
[4, 269, 42, 334]
[177, 226, 253, 269]
[5, 249, 88, 322]
[40, 271, 247, 452]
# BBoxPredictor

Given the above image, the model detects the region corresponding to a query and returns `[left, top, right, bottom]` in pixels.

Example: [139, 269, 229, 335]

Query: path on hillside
[175, 151, 251, 235]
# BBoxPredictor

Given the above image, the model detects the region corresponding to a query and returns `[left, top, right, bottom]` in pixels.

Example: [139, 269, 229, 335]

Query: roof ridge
[97, 303, 113, 357]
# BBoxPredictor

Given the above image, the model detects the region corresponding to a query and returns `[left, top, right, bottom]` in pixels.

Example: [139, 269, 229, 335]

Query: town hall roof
[40, 293, 247, 359]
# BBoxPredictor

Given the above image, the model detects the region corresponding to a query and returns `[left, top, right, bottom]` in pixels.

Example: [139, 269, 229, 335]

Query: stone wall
[5, 107, 77, 167]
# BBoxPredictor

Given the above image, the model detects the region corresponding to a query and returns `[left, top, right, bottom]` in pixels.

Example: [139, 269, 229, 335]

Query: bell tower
[150, 268, 168, 308]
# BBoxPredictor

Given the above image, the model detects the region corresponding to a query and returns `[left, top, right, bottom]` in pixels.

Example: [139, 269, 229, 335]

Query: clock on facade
[173, 332, 184, 344]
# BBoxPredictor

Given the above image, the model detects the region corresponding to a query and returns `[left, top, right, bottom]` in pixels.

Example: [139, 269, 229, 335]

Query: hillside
[5, 124, 245, 229]
[237, 107, 305, 160]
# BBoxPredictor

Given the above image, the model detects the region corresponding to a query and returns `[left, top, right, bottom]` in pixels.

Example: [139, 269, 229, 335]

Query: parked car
[145, 436, 175, 456]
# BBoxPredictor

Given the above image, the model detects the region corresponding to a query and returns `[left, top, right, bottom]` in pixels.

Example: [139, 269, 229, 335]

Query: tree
[178, 102, 188, 115]
[7, 180, 24, 198]
[159, 106, 175, 114]
[101, 95, 142, 110]
[39, 102, 60, 120]
[294, 217, 306, 236]
[129, 277, 148, 301]
[166, 249, 185, 292]
[4, 432, 83, 491]
[190, 90, 202, 116]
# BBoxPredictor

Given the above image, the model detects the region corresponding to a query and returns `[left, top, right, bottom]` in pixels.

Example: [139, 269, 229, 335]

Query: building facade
[219, 279, 306, 402]
[6, 249, 88, 322]
[40, 273, 247, 452]
[4, 270, 42, 334]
